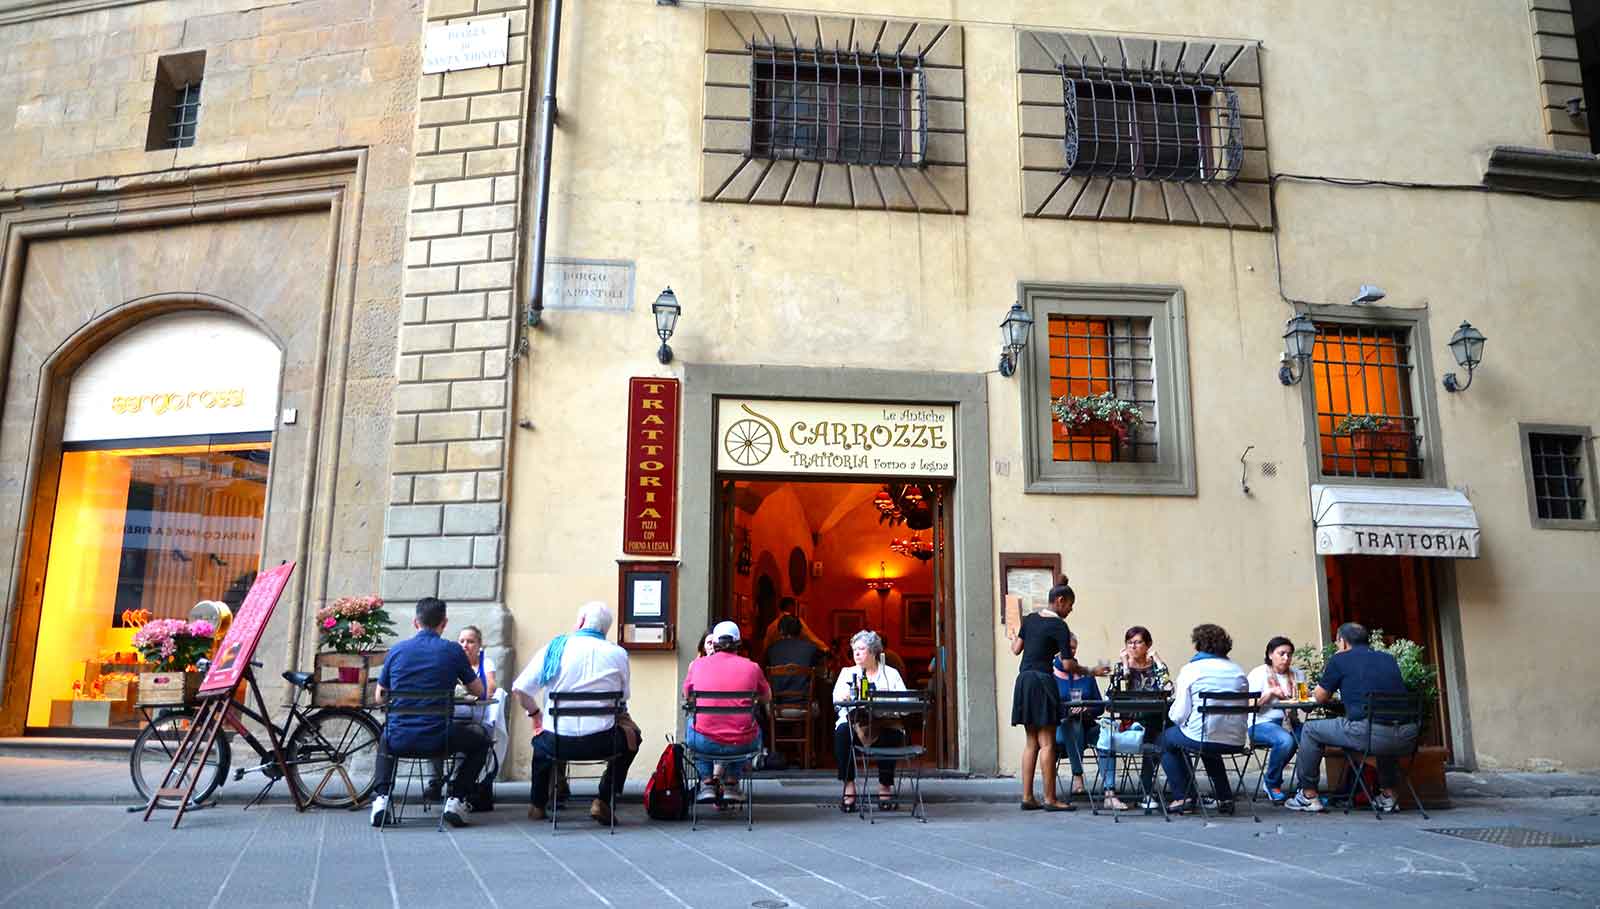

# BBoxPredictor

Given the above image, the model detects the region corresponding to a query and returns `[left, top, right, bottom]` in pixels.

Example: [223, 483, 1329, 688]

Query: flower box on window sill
[1350, 429, 1411, 452]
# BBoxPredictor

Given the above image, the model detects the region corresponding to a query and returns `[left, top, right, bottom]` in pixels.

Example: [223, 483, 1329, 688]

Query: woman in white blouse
[831, 630, 907, 812]
[1245, 636, 1300, 803]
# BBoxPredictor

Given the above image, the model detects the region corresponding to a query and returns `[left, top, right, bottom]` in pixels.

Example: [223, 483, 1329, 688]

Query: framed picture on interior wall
[903, 596, 934, 644]
[832, 609, 867, 642]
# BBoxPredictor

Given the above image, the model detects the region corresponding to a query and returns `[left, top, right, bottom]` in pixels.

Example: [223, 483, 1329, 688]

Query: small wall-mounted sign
[422, 17, 510, 75]
[542, 258, 635, 312]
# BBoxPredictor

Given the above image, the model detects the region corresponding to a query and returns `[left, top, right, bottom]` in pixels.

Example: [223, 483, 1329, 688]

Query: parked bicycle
[130, 662, 382, 809]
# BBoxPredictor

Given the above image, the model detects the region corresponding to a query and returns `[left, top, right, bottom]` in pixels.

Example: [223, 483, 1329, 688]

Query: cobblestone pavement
[1, 788, 1598, 908]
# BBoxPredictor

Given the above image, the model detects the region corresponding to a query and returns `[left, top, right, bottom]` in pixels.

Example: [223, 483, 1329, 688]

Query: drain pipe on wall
[524, 0, 562, 328]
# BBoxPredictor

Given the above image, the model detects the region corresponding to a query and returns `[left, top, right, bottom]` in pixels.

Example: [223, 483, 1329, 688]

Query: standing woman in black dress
[1009, 580, 1081, 811]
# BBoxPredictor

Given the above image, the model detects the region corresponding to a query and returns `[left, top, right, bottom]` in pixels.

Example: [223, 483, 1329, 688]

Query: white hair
[576, 601, 613, 635]
[849, 629, 884, 657]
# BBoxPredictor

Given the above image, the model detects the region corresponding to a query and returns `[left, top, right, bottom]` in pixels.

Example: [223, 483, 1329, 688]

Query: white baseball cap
[712, 620, 741, 642]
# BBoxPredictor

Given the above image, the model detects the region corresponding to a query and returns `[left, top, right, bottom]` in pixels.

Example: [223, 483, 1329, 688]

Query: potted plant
[1050, 391, 1145, 442]
[131, 618, 215, 705]
[1332, 414, 1411, 452]
[313, 595, 394, 706]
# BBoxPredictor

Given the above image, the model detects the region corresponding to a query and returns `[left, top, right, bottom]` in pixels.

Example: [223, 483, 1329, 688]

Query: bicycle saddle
[282, 670, 315, 688]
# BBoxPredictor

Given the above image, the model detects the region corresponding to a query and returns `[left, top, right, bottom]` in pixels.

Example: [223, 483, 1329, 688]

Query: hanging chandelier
[875, 483, 934, 531]
[889, 532, 935, 561]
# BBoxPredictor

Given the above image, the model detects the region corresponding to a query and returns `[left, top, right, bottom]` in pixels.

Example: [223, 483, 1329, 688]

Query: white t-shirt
[1246, 664, 1296, 725]
[512, 634, 630, 737]
[830, 663, 907, 727]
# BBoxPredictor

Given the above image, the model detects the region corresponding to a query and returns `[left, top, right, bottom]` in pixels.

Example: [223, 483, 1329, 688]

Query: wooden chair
[765, 664, 815, 768]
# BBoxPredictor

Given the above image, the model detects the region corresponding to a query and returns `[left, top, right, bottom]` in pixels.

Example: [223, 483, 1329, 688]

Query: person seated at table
[1053, 634, 1104, 799]
[513, 601, 639, 825]
[683, 621, 771, 803]
[426, 623, 502, 801]
[760, 597, 830, 660]
[370, 597, 488, 829]
[1158, 623, 1249, 814]
[765, 616, 822, 688]
[831, 630, 908, 812]
[1247, 635, 1300, 803]
[1286, 623, 1419, 814]
[1102, 625, 1169, 810]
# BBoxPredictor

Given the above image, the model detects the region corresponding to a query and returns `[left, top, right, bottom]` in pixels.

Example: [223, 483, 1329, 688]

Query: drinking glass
[1295, 670, 1310, 701]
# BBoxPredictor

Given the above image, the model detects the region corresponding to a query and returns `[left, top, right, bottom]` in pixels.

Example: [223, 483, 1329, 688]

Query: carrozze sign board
[198, 562, 295, 696]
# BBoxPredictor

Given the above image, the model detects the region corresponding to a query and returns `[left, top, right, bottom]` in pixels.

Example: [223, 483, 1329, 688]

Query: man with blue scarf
[513, 601, 637, 825]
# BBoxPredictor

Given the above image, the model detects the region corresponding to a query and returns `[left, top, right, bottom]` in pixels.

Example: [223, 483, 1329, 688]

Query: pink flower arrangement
[315, 595, 394, 653]
[131, 618, 215, 671]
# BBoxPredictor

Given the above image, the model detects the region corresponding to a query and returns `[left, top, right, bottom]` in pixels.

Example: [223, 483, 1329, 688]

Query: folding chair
[1094, 691, 1171, 823]
[1170, 690, 1261, 822]
[1339, 691, 1429, 820]
[851, 689, 930, 824]
[682, 689, 763, 830]
[377, 688, 456, 831]
[542, 690, 626, 834]
[765, 665, 817, 768]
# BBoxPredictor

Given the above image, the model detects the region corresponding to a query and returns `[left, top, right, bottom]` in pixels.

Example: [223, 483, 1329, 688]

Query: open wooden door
[929, 482, 958, 768]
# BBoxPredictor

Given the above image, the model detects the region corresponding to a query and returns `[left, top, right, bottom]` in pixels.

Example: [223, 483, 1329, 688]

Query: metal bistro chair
[542, 690, 626, 834]
[851, 689, 931, 824]
[1338, 691, 1429, 820]
[682, 689, 764, 830]
[1053, 696, 1105, 805]
[378, 688, 457, 832]
[1170, 690, 1261, 822]
[765, 665, 817, 768]
[1095, 691, 1171, 823]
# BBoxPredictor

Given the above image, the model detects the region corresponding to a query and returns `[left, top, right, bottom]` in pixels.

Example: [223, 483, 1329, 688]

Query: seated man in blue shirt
[370, 597, 487, 828]
[1285, 623, 1419, 814]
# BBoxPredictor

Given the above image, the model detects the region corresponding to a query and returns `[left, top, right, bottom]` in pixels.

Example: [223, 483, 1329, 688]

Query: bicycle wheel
[286, 707, 383, 808]
[130, 709, 230, 808]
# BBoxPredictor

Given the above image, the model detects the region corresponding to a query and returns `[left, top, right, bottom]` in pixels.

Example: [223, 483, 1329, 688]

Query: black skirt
[1011, 670, 1061, 728]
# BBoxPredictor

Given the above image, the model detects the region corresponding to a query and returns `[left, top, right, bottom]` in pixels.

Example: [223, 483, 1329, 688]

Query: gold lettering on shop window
[111, 389, 246, 416]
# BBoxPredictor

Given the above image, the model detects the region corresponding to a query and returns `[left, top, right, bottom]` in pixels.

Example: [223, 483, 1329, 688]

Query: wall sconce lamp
[998, 303, 1034, 377]
[1278, 313, 1317, 385]
[652, 287, 681, 364]
[865, 560, 895, 595]
[1442, 321, 1486, 393]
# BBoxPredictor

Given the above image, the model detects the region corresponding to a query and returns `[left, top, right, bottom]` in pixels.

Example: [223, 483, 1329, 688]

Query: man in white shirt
[1157, 623, 1248, 813]
[513, 601, 637, 825]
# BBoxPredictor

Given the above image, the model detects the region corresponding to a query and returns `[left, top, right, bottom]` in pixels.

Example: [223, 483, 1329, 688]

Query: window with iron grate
[146, 51, 206, 151]
[1048, 316, 1158, 464]
[1310, 323, 1423, 480]
[750, 47, 926, 166]
[1527, 432, 1591, 522]
[1060, 70, 1242, 183]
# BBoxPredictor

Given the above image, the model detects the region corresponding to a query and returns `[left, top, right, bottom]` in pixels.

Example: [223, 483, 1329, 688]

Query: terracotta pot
[1350, 428, 1411, 452]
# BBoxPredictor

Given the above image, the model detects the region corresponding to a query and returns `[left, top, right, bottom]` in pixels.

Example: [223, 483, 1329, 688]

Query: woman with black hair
[1246, 635, 1300, 803]
[1008, 579, 1092, 812]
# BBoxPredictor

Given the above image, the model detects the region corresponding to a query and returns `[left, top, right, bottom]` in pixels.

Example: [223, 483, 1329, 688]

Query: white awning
[1311, 484, 1480, 558]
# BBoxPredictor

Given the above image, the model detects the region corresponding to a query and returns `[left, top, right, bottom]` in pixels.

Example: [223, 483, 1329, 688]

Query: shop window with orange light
[1309, 322, 1423, 480]
[1021, 283, 1196, 496]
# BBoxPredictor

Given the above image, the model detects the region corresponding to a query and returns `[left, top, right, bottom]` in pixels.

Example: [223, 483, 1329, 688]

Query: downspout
[525, 0, 562, 327]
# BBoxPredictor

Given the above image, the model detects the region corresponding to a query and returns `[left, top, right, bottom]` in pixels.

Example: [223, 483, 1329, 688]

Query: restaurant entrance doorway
[711, 477, 958, 771]
[1324, 554, 1452, 755]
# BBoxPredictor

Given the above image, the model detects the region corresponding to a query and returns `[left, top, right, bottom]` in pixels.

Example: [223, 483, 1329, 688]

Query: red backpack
[643, 741, 691, 821]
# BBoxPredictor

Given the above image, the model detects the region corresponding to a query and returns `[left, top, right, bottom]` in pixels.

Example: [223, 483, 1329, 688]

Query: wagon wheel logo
[723, 404, 787, 467]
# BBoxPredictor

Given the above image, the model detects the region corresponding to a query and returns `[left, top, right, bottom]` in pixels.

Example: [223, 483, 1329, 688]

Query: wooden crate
[312, 651, 385, 707]
[136, 671, 202, 706]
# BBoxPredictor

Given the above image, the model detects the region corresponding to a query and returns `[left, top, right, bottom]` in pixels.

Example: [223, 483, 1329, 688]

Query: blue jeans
[685, 727, 761, 780]
[1055, 719, 1093, 777]
[1157, 726, 1235, 803]
[1249, 721, 1298, 790]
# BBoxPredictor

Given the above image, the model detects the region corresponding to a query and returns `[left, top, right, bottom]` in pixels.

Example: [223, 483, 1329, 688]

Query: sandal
[839, 795, 857, 813]
[1020, 799, 1043, 811]
[877, 795, 899, 811]
[1104, 795, 1130, 811]
[1043, 801, 1076, 812]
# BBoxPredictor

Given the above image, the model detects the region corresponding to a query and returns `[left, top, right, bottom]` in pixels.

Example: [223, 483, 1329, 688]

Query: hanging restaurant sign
[623, 378, 679, 556]
[716, 398, 956, 477]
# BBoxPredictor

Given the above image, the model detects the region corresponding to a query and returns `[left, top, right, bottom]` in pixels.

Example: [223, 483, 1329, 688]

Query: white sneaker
[1285, 792, 1326, 813]
[1139, 796, 1161, 810]
[696, 781, 719, 803]
[369, 795, 391, 828]
[442, 796, 470, 827]
[1374, 793, 1399, 813]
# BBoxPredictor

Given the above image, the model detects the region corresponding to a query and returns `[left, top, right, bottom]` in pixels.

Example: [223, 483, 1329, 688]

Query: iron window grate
[1312, 322, 1423, 480]
[167, 81, 201, 148]
[1059, 65, 1242, 183]
[1529, 433, 1588, 520]
[750, 45, 926, 167]
[1048, 315, 1159, 464]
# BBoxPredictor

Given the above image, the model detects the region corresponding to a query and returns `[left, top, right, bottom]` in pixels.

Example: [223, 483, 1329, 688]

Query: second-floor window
[1050, 315, 1157, 463]
[1060, 69, 1242, 183]
[1312, 322, 1422, 479]
[751, 47, 925, 166]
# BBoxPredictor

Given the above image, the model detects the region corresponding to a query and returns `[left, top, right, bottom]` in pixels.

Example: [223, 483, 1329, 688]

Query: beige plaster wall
[498, 0, 1599, 776]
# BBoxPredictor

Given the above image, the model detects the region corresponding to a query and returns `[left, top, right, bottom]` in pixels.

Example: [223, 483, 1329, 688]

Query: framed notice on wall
[998, 552, 1061, 627]
[617, 560, 677, 652]
[623, 378, 679, 556]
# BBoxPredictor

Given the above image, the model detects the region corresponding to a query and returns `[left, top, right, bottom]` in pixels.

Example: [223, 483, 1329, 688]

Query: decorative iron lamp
[1278, 313, 1317, 385]
[1442, 321, 1486, 393]
[652, 287, 681, 364]
[865, 560, 895, 594]
[998, 303, 1034, 378]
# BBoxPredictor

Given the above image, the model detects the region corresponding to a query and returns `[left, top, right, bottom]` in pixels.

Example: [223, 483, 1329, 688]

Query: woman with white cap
[681, 620, 771, 803]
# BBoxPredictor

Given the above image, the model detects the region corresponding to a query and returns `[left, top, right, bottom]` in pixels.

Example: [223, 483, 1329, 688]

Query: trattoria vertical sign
[623, 378, 679, 556]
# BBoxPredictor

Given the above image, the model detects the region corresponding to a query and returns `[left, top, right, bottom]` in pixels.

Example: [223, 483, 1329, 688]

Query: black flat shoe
[1020, 800, 1043, 811]
[1043, 801, 1075, 812]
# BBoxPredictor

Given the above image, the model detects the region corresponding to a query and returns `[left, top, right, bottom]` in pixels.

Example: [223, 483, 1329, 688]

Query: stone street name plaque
[542, 258, 635, 312]
[422, 18, 510, 74]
